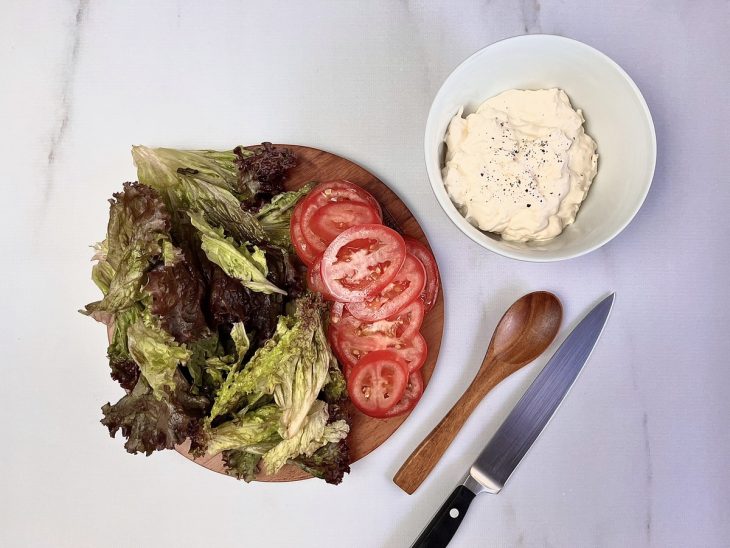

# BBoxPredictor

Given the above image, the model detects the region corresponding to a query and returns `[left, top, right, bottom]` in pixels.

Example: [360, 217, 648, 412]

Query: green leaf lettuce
[188, 210, 285, 296]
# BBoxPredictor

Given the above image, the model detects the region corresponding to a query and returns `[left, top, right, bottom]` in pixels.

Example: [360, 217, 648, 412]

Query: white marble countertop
[2, 1, 729, 547]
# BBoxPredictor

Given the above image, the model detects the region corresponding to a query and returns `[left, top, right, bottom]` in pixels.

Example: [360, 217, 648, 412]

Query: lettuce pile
[82, 144, 350, 484]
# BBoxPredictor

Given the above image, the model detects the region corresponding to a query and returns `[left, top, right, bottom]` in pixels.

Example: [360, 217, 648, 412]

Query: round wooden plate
[173, 144, 445, 481]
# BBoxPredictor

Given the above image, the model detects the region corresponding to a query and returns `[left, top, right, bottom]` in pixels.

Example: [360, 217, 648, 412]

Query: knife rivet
[449, 509, 459, 518]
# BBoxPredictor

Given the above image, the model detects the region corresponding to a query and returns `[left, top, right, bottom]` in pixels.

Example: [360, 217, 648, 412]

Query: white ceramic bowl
[425, 35, 656, 262]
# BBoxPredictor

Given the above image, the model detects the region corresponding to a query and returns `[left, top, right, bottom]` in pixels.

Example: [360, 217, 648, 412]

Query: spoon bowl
[394, 291, 562, 494]
[487, 291, 563, 372]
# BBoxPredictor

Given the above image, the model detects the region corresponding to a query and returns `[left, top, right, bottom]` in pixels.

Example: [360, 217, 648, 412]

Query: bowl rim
[424, 33, 657, 262]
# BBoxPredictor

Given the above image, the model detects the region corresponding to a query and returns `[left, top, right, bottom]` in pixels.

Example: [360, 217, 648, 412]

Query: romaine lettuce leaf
[131, 146, 245, 196]
[188, 210, 285, 296]
[132, 145, 266, 244]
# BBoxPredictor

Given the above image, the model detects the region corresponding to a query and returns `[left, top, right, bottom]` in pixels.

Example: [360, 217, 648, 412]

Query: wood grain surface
[394, 291, 561, 494]
[174, 144, 445, 482]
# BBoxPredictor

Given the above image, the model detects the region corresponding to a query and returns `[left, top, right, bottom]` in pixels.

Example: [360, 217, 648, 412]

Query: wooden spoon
[394, 291, 562, 494]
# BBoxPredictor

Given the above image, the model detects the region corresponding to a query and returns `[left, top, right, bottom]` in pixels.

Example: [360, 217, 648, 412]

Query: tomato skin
[307, 201, 382, 249]
[383, 371, 424, 418]
[331, 323, 427, 375]
[299, 181, 382, 255]
[403, 237, 440, 312]
[290, 202, 318, 265]
[306, 255, 336, 300]
[346, 253, 426, 321]
[302, 180, 381, 215]
[320, 224, 406, 302]
[347, 350, 409, 418]
[336, 300, 425, 341]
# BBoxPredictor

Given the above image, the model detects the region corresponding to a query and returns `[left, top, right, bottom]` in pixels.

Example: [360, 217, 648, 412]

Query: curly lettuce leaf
[207, 294, 330, 426]
[188, 210, 285, 296]
[132, 145, 266, 244]
[292, 441, 351, 485]
[202, 322, 250, 390]
[222, 450, 261, 482]
[273, 298, 336, 438]
[131, 146, 245, 195]
[322, 365, 347, 404]
[144, 251, 209, 343]
[186, 333, 222, 392]
[91, 240, 114, 294]
[101, 373, 209, 456]
[260, 400, 349, 475]
[234, 142, 297, 197]
[84, 182, 171, 317]
[205, 404, 281, 455]
[255, 183, 314, 246]
[107, 306, 141, 390]
[208, 315, 295, 422]
[127, 319, 191, 399]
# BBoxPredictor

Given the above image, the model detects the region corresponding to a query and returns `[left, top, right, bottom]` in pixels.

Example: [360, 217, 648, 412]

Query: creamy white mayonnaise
[442, 88, 598, 242]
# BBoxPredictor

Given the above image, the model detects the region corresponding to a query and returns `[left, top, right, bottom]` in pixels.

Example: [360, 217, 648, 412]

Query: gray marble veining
[43, 0, 87, 206]
[1, 1, 728, 547]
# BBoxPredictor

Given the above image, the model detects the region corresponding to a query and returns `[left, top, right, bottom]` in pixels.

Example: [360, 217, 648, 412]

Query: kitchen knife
[411, 293, 615, 548]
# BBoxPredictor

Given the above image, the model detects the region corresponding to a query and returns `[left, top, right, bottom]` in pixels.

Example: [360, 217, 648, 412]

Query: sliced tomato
[335, 300, 424, 341]
[347, 350, 409, 417]
[307, 201, 382, 248]
[346, 253, 426, 321]
[333, 326, 427, 376]
[403, 237, 440, 313]
[329, 301, 346, 324]
[393, 332, 428, 373]
[384, 371, 424, 418]
[299, 181, 382, 256]
[302, 180, 381, 216]
[320, 224, 406, 302]
[306, 255, 335, 300]
[290, 201, 318, 265]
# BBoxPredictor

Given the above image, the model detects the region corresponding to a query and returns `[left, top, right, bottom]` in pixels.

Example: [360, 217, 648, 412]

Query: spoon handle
[394, 365, 503, 494]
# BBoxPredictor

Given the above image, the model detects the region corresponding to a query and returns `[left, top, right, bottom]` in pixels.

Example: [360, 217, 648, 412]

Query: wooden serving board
[175, 145, 445, 481]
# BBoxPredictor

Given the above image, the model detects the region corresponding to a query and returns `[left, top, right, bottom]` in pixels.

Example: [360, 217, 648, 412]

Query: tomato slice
[307, 201, 382, 249]
[347, 350, 409, 417]
[299, 181, 382, 255]
[335, 300, 424, 341]
[320, 224, 406, 302]
[290, 201, 318, 265]
[384, 371, 424, 418]
[302, 180, 381, 216]
[346, 253, 426, 321]
[329, 300, 346, 324]
[307, 255, 338, 300]
[332, 325, 427, 376]
[403, 237, 440, 312]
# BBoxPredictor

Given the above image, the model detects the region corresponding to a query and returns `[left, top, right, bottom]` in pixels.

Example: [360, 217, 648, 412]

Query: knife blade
[411, 293, 614, 548]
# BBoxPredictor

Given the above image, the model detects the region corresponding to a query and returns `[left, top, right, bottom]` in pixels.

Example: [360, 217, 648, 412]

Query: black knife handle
[412, 485, 477, 548]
